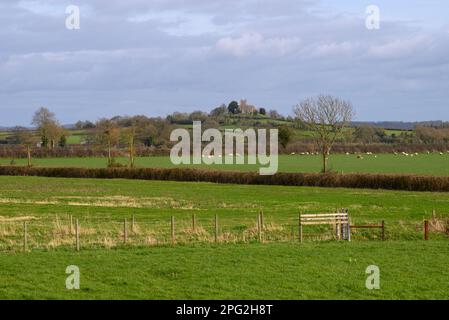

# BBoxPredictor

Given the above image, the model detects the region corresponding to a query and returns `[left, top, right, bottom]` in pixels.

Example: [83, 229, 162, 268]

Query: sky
[0, 0, 448, 126]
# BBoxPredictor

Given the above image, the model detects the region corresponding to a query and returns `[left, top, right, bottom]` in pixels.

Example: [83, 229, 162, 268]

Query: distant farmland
[2, 153, 449, 176]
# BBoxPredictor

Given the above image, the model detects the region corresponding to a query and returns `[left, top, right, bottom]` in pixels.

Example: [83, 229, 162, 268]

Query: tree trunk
[27, 146, 32, 167]
[322, 146, 329, 173]
[322, 152, 327, 173]
[108, 141, 112, 166]
[129, 137, 134, 168]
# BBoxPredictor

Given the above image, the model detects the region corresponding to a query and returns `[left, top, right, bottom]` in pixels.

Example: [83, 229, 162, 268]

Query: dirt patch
[0, 195, 197, 210]
[0, 215, 37, 222]
[0, 198, 58, 205]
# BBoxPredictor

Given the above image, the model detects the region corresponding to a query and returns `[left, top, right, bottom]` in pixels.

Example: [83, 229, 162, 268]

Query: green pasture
[2, 153, 449, 176]
[0, 176, 448, 299]
[1, 242, 448, 300]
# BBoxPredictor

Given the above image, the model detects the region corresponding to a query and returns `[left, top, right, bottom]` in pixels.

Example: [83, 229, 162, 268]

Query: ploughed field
[0, 176, 448, 299]
[2, 153, 449, 176]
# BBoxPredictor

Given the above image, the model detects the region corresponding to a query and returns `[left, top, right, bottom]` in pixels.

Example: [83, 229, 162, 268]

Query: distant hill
[351, 121, 447, 131]
[2, 120, 448, 133]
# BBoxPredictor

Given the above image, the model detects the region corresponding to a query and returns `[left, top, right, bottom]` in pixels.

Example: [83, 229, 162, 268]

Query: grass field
[2, 242, 448, 300]
[0, 176, 448, 299]
[2, 153, 449, 176]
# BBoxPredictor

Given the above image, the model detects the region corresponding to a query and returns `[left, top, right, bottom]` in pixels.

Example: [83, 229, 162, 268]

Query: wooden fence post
[381, 220, 385, 241]
[424, 220, 429, 241]
[23, 221, 28, 252]
[347, 223, 351, 242]
[131, 215, 135, 233]
[124, 218, 128, 244]
[299, 213, 303, 243]
[336, 223, 341, 240]
[75, 219, 80, 251]
[215, 214, 219, 243]
[260, 210, 264, 230]
[171, 216, 175, 245]
[70, 215, 73, 235]
[192, 213, 196, 231]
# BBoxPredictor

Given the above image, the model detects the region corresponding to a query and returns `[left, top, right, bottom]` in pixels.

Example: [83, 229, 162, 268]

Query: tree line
[5, 96, 449, 173]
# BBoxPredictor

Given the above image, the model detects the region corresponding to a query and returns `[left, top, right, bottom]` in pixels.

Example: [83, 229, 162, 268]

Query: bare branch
[293, 95, 354, 172]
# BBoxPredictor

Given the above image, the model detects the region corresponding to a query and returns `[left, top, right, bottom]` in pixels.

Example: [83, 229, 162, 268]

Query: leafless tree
[122, 124, 137, 168]
[96, 119, 121, 166]
[13, 127, 37, 167]
[31, 107, 63, 149]
[293, 95, 354, 173]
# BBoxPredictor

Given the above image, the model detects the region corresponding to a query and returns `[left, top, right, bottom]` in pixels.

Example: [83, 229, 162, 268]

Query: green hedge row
[1, 166, 449, 192]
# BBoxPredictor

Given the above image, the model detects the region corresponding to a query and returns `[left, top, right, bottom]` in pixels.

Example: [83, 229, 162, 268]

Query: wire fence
[1, 213, 447, 253]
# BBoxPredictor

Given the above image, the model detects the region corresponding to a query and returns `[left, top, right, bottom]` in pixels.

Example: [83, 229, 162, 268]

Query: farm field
[0, 176, 448, 299]
[2, 242, 448, 300]
[2, 153, 449, 175]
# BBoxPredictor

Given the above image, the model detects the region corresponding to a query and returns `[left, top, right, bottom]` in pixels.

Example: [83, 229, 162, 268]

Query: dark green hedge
[1, 166, 449, 192]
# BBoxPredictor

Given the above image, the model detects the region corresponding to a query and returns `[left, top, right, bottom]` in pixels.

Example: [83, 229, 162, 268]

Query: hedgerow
[1, 166, 449, 192]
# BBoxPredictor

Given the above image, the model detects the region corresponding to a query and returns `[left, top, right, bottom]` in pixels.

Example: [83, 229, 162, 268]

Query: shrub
[107, 158, 126, 168]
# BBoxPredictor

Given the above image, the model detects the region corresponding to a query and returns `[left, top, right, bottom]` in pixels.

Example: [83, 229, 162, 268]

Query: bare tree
[293, 95, 354, 173]
[13, 127, 37, 167]
[31, 107, 62, 149]
[96, 119, 121, 166]
[32, 107, 56, 128]
[122, 124, 137, 168]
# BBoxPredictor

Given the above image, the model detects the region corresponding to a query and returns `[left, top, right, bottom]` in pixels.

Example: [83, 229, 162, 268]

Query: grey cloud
[0, 0, 448, 125]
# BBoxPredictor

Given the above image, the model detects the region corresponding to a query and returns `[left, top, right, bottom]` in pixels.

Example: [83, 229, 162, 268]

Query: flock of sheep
[393, 151, 449, 157]
[289, 150, 449, 160]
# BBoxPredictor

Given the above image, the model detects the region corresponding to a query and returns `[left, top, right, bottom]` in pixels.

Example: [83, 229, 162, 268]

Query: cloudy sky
[1, 0, 448, 126]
